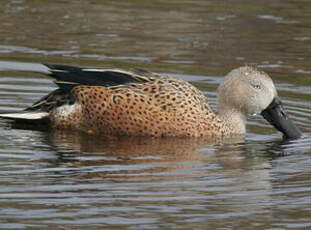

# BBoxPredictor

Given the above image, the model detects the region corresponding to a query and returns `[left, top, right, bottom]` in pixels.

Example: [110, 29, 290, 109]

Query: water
[0, 0, 310, 229]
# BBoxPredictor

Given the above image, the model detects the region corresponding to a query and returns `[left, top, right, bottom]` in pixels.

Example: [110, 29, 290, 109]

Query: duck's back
[63, 76, 221, 137]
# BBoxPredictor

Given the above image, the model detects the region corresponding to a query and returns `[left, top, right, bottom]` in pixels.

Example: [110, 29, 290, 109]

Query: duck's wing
[44, 64, 157, 92]
[27, 64, 160, 110]
[0, 64, 160, 121]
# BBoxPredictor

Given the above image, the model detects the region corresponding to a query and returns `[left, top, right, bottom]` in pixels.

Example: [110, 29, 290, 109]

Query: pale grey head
[217, 66, 301, 140]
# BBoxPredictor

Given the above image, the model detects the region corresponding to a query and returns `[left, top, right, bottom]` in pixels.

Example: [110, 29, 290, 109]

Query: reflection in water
[42, 129, 244, 177]
[3, 126, 310, 229]
[18, 127, 308, 182]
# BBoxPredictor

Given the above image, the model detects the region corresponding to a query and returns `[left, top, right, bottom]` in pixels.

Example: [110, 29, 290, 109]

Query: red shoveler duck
[0, 64, 302, 139]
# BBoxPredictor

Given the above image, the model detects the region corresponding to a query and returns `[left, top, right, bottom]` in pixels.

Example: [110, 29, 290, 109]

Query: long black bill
[261, 97, 302, 140]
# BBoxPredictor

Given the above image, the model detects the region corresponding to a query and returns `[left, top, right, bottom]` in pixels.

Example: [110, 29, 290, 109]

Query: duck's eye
[251, 83, 261, 89]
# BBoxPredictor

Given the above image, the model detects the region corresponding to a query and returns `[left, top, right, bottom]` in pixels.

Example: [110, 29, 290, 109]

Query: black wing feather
[44, 64, 146, 92]
[25, 64, 152, 112]
[25, 89, 75, 112]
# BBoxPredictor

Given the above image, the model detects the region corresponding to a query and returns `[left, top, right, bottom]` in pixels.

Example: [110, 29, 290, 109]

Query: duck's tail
[0, 111, 49, 122]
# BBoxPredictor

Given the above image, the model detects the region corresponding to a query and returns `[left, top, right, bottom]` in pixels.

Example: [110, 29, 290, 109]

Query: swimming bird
[0, 64, 302, 139]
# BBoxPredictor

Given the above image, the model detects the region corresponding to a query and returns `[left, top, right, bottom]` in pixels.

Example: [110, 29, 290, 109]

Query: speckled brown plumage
[52, 76, 226, 137]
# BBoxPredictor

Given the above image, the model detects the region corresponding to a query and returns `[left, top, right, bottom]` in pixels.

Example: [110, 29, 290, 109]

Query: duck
[0, 64, 302, 139]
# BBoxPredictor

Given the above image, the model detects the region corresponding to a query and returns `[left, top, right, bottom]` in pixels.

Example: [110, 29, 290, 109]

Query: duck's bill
[261, 97, 302, 140]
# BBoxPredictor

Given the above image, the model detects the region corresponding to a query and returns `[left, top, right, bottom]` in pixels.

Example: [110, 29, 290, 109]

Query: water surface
[0, 0, 310, 229]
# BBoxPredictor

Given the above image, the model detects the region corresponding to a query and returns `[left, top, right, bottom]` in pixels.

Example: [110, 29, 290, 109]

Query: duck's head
[218, 66, 301, 140]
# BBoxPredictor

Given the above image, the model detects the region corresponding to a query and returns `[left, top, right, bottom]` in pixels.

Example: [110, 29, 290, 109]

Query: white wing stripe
[82, 68, 134, 75]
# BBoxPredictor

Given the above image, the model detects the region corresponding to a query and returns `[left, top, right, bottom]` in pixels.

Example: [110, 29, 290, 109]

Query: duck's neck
[218, 105, 247, 135]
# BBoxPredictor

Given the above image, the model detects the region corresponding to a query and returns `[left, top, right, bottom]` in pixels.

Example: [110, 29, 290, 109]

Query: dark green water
[0, 0, 310, 229]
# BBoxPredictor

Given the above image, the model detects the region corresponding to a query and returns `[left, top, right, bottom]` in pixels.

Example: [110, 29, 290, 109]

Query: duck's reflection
[9, 125, 289, 217]
[9, 121, 298, 182]
[38, 129, 270, 179]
